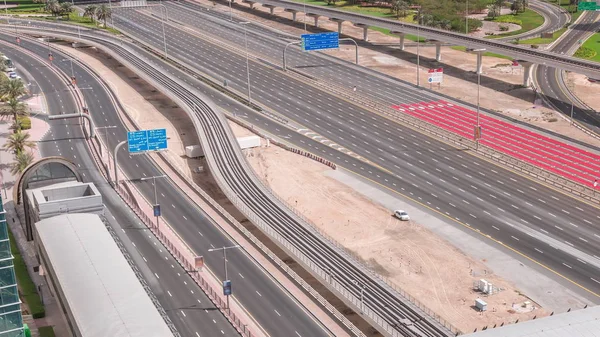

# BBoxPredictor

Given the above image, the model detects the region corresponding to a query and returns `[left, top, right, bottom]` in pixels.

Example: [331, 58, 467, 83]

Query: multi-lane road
[3, 34, 333, 337]
[106, 1, 600, 301]
[535, 10, 600, 134]
[0, 34, 239, 336]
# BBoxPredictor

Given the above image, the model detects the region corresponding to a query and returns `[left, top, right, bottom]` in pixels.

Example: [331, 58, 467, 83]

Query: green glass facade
[0, 196, 23, 337]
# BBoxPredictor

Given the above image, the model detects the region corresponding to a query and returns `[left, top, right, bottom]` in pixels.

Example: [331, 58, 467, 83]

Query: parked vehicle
[394, 210, 410, 221]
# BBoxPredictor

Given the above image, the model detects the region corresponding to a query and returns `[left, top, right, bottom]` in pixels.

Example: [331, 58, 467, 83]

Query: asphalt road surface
[3, 35, 331, 337]
[0, 35, 240, 337]
[107, 6, 600, 300]
[535, 11, 600, 134]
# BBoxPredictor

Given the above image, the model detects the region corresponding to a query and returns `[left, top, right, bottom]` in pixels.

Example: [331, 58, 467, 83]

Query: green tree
[84, 5, 98, 23]
[0, 98, 29, 125]
[4, 131, 36, 155]
[60, 2, 73, 18]
[45, 0, 61, 16]
[95, 4, 112, 26]
[10, 151, 35, 175]
[1, 79, 26, 101]
[391, 0, 410, 18]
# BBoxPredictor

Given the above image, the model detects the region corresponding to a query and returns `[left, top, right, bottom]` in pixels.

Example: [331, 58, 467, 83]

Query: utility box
[475, 299, 487, 312]
[237, 136, 261, 150]
[185, 145, 204, 158]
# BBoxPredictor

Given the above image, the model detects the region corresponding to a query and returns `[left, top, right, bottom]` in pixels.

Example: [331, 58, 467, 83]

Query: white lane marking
[168, 291, 172, 297]
[562, 263, 572, 269]
[534, 248, 543, 254]
[256, 290, 262, 297]
[579, 237, 588, 243]
[154, 273, 160, 279]
[274, 309, 281, 317]
[555, 225, 563, 231]
[511, 236, 519, 241]
[492, 226, 500, 231]
[181, 311, 186, 317]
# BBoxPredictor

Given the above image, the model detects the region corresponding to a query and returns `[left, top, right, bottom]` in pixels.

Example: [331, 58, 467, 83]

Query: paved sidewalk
[0, 95, 70, 337]
[53, 44, 352, 337]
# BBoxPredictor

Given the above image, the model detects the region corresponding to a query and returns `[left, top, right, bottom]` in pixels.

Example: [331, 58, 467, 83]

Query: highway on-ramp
[534, 11, 600, 134]
[3, 34, 330, 337]
[0, 34, 239, 337]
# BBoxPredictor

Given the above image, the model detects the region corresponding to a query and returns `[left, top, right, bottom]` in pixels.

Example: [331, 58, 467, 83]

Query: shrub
[494, 15, 522, 25]
[39, 326, 55, 337]
[499, 25, 509, 31]
[574, 46, 597, 59]
[18, 116, 31, 130]
[531, 44, 539, 49]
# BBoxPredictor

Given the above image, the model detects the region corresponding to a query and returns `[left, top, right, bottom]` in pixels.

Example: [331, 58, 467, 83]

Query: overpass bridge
[234, 0, 600, 81]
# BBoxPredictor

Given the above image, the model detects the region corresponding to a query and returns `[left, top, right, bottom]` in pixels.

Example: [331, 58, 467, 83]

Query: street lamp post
[353, 280, 366, 314]
[140, 175, 166, 229]
[303, 0, 307, 32]
[416, 9, 421, 87]
[208, 245, 241, 311]
[465, 0, 469, 34]
[95, 125, 117, 169]
[468, 48, 486, 150]
[229, 0, 233, 21]
[70, 0, 81, 39]
[240, 22, 252, 105]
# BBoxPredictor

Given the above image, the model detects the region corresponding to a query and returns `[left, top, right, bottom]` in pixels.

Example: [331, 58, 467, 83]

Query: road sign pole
[113, 140, 127, 186]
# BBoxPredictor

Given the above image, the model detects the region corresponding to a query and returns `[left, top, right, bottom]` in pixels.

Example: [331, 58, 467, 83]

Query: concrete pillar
[522, 62, 533, 87]
[398, 33, 405, 51]
[354, 23, 368, 41]
[262, 4, 275, 14]
[307, 13, 320, 27]
[435, 41, 442, 62]
[330, 18, 344, 34]
[242, 0, 256, 8]
[285, 9, 298, 21]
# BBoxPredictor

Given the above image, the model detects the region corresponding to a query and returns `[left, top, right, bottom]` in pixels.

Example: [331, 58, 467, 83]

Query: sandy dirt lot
[236, 131, 548, 333]
[566, 72, 600, 112]
[194, 0, 600, 147]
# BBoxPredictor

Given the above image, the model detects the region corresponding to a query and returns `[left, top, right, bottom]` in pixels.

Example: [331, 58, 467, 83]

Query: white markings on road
[256, 291, 262, 297]
[154, 273, 160, 279]
[168, 291, 172, 297]
[470, 214, 477, 218]
[549, 213, 557, 218]
[492, 226, 500, 231]
[449, 203, 456, 208]
[534, 248, 543, 254]
[562, 263, 572, 269]
[565, 241, 574, 247]
[579, 237, 588, 243]
[592, 278, 600, 285]
[274, 309, 282, 317]
[538, 198, 546, 204]
[583, 219, 592, 225]
[181, 311, 186, 317]
[550, 195, 559, 200]
[483, 211, 491, 216]
[562, 209, 570, 214]
[533, 215, 542, 220]
[575, 206, 584, 211]
[555, 225, 563, 231]
[239, 273, 244, 279]
[511, 236, 519, 241]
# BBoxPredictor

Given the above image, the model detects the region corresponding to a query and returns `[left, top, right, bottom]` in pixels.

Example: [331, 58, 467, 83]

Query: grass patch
[518, 27, 567, 44]
[575, 32, 600, 62]
[487, 9, 545, 38]
[451, 46, 513, 60]
[368, 26, 425, 42]
[38, 326, 55, 337]
[6, 0, 44, 12]
[8, 227, 45, 319]
[41, 12, 120, 34]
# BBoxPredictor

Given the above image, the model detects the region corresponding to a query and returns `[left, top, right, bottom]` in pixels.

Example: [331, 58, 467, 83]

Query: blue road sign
[301, 32, 339, 52]
[153, 204, 161, 217]
[127, 128, 168, 154]
[223, 280, 232, 296]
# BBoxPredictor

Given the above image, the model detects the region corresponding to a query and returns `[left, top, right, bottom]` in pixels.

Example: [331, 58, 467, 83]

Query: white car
[394, 210, 410, 221]
[8, 72, 17, 79]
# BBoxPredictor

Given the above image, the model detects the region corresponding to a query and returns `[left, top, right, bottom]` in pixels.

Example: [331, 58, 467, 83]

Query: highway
[10, 11, 593, 334]
[9, 33, 335, 337]
[534, 10, 600, 134]
[213, 0, 600, 77]
[0, 35, 240, 336]
[105, 2, 600, 300]
[497, 0, 569, 42]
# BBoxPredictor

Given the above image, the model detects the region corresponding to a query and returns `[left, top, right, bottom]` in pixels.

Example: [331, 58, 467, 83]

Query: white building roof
[35, 213, 174, 337]
[467, 305, 600, 337]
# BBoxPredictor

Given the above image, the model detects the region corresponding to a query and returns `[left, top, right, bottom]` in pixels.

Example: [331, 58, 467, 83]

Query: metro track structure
[8, 3, 600, 335]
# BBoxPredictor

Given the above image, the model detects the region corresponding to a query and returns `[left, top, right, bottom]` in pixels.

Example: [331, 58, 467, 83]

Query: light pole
[468, 48, 486, 150]
[228, 0, 232, 21]
[61, 58, 75, 80]
[140, 175, 166, 229]
[353, 280, 366, 314]
[416, 8, 422, 87]
[95, 125, 117, 166]
[465, 0, 469, 34]
[240, 22, 252, 105]
[208, 245, 241, 310]
[70, 0, 81, 39]
[303, 0, 307, 32]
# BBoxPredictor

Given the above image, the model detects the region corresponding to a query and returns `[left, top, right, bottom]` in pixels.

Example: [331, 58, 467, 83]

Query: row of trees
[37, 0, 112, 27]
[83, 4, 112, 27]
[0, 70, 35, 175]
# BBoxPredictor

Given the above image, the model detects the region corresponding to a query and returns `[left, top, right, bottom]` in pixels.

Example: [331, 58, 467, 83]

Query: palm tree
[0, 98, 28, 123]
[10, 151, 34, 175]
[1, 79, 26, 100]
[4, 131, 36, 155]
[84, 5, 98, 23]
[45, 0, 61, 16]
[60, 2, 73, 19]
[95, 4, 111, 27]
